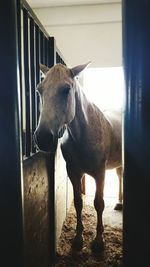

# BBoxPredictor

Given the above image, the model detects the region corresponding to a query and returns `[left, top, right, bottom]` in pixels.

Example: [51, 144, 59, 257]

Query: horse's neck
[68, 82, 108, 141]
[69, 82, 89, 129]
[74, 83, 89, 124]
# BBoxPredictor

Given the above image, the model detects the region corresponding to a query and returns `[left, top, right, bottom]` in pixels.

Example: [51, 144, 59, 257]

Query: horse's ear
[71, 62, 91, 77]
[40, 63, 50, 74]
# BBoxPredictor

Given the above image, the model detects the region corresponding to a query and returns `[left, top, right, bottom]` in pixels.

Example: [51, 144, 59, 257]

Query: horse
[34, 62, 123, 253]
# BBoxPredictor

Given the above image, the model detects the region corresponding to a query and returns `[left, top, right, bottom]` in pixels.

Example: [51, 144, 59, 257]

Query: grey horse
[34, 62, 123, 253]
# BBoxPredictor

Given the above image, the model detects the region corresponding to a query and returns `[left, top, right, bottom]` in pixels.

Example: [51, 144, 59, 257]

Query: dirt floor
[55, 195, 123, 267]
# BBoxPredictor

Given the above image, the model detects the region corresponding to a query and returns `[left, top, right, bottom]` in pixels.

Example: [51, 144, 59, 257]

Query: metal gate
[0, 1, 66, 266]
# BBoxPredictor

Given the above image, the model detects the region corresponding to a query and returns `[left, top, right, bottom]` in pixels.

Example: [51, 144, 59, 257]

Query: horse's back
[104, 108, 122, 132]
[103, 108, 122, 124]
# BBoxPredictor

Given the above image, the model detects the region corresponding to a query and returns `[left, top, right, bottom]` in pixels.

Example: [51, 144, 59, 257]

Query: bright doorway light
[83, 67, 124, 198]
[83, 67, 124, 110]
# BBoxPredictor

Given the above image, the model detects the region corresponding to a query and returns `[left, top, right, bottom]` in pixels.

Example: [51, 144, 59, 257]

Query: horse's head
[34, 62, 90, 153]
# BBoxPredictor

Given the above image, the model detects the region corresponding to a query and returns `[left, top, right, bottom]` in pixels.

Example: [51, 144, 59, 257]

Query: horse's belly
[61, 142, 102, 176]
[106, 144, 122, 169]
[61, 126, 122, 176]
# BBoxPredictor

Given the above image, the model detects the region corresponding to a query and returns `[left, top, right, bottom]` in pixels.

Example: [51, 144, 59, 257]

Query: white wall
[31, 3, 122, 67]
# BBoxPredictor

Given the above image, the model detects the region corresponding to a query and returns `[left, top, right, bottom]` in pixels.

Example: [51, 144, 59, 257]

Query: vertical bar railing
[44, 37, 48, 66]
[19, 3, 67, 264]
[40, 30, 44, 65]
[35, 23, 40, 128]
[29, 17, 36, 153]
[0, 0, 67, 266]
[23, 8, 31, 157]
[48, 37, 56, 67]
[18, 8, 25, 156]
[20, 1, 66, 160]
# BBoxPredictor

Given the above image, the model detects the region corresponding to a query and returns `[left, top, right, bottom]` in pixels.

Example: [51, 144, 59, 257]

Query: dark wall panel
[0, 1, 24, 266]
[123, 0, 150, 266]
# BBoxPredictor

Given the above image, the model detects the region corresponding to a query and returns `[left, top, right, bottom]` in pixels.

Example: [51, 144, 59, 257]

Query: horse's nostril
[33, 128, 58, 153]
[58, 125, 66, 138]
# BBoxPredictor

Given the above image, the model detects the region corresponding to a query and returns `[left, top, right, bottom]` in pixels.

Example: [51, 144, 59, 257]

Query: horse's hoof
[114, 203, 123, 211]
[72, 235, 83, 251]
[91, 238, 104, 254]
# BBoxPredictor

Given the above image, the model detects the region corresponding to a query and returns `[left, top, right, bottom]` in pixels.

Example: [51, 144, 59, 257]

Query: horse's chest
[61, 139, 107, 175]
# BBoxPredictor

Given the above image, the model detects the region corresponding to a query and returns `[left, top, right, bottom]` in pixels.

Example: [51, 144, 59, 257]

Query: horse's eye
[61, 86, 70, 96]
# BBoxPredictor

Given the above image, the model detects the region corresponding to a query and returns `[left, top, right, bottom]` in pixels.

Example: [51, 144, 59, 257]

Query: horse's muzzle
[33, 129, 58, 153]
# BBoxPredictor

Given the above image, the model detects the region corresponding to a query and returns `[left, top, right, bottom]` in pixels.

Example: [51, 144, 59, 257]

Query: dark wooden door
[123, 0, 150, 266]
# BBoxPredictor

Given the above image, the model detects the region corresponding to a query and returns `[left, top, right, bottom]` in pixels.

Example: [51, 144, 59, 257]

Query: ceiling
[28, 0, 121, 8]
[26, 0, 122, 67]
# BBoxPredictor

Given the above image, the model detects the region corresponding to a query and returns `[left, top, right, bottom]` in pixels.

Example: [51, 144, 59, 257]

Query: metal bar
[123, 0, 150, 266]
[39, 31, 48, 66]
[18, 4, 25, 156]
[35, 24, 40, 126]
[42, 34, 46, 65]
[48, 37, 56, 67]
[40, 30, 44, 65]
[23, 8, 31, 157]
[44, 37, 48, 66]
[0, 0, 24, 266]
[30, 16, 36, 153]
[56, 52, 60, 64]
[20, 9, 27, 158]
[46, 36, 58, 264]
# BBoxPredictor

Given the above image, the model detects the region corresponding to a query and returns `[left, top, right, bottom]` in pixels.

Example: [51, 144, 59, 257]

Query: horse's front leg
[67, 166, 84, 251]
[91, 168, 105, 253]
[114, 166, 123, 210]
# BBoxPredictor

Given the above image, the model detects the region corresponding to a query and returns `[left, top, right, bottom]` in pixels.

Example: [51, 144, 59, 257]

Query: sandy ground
[55, 195, 123, 267]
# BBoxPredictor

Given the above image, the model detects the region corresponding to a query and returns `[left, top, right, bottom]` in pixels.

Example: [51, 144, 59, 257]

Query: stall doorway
[83, 66, 124, 200]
